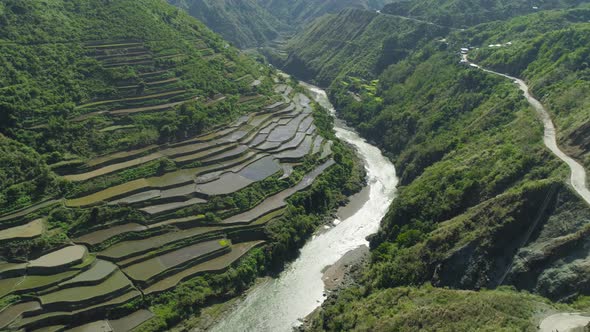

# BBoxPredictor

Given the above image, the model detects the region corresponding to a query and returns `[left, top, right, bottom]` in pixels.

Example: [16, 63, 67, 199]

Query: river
[208, 83, 398, 331]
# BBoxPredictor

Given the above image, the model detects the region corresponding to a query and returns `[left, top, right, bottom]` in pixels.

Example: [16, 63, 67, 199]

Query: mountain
[278, 0, 590, 87]
[382, 0, 590, 27]
[0, 1, 362, 331]
[295, 6, 590, 331]
[280, 8, 447, 85]
[465, 8, 590, 170]
[167, 0, 284, 48]
[258, 0, 392, 23]
[169, 0, 393, 48]
[0, 0, 269, 213]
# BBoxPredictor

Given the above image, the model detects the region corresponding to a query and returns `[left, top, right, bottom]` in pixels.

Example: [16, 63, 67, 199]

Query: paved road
[539, 313, 590, 332]
[463, 54, 590, 207]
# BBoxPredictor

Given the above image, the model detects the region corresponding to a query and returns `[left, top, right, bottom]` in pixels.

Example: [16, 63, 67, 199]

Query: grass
[74, 223, 147, 246]
[29, 245, 87, 269]
[63, 153, 164, 183]
[251, 208, 285, 225]
[59, 260, 117, 287]
[77, 90, 187, 109]
[99, 125, 137, 132]
[99, 226, 224, 261]
[12, 255, 96, 293]
[309, 285, 554, 332]
[139, 197, 207, 216]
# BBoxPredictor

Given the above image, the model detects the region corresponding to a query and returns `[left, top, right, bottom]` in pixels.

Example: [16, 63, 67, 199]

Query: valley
[1, 0, 590, 331]
[0, 1, 363, 331]
[0, 68, 348, 331]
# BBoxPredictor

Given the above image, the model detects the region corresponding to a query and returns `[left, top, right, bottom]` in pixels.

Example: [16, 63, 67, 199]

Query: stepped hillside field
[0, 1, 363, 330]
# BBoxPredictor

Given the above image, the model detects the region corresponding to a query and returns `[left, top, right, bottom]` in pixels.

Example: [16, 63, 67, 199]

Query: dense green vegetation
[2, 0, 590, 329]
[0, 0, 274, 213]
[281, 9, 447, 85]
[290, 4, 590, 331]
[462, 7, 590, 170]
[0, 135, 64, 213]
[310, 285, 576, 331]
[0, 1, 369, 331]
[169, 0, 393, 48]
[168, 0, 284, 48]
[382, 0, 589, 27]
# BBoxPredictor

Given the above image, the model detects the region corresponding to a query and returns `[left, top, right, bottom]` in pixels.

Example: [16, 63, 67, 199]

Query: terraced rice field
[68, 309, 154, 332]
[0, 77, 336, 330]
[39, 270, 133, 308]
[123, 239, 228, 284]
[0, 218, 44, 242]
[28, 245, 88, 273]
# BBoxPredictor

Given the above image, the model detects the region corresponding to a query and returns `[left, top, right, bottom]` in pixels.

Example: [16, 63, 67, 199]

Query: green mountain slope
[0, 1, 363, 331]
[0, 0, 269, 213]
[382, 0, 589, 27]
[298, 7, 590, 331]
[464, 8, 590, 171]
[169, 0, 393, 48]
[258, 0, 391, 23]
[281, 8, 447, 85]
[310, 285, 578, 331]
[168, 0, 284, 48]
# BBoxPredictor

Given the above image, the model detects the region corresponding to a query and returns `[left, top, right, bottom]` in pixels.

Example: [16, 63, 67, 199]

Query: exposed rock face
[432, 183, 590, 301]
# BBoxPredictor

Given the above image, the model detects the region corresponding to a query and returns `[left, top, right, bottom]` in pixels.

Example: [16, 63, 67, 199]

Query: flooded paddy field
[0, 72, 340, 331]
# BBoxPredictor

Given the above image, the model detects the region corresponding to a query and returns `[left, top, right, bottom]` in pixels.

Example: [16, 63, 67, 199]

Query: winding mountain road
[464, 54, 590, 332]
[463, 54, 590, 207]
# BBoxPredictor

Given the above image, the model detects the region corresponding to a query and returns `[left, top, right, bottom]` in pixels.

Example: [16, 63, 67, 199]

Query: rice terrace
[0, 36, 342, 331]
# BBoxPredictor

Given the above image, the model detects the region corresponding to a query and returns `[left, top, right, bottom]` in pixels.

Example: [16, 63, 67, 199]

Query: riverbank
[322, 245, 369, 292]
[205, 82, 397, 332]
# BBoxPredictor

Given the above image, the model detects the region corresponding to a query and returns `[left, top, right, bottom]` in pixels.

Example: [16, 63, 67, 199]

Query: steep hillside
[278, 0, 590, 89]
[281, 9, 447, 85]
[463, 7, 590, 174]
[258, 0, 392, 24]
[168, 0, 284, 48]
[169, 0, 393, 48]
[382, 0, 589, 27]
[310, 285, 585, 331]
[304, 7, 590, 331]
[0, 0, 270, 214]
[0, 1, 363, 331]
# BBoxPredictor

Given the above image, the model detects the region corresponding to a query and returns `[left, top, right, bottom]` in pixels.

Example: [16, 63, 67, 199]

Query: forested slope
[169, 0, 393, 48]
[281, 9, 447, 85]
[464, 8, 590, 172]
[382, 0, 589, 27]
[0, 1, 363, 331]
[167, 0, 284, 48]
[0, 0, 268, 213]
[303, 6, 590, 331]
